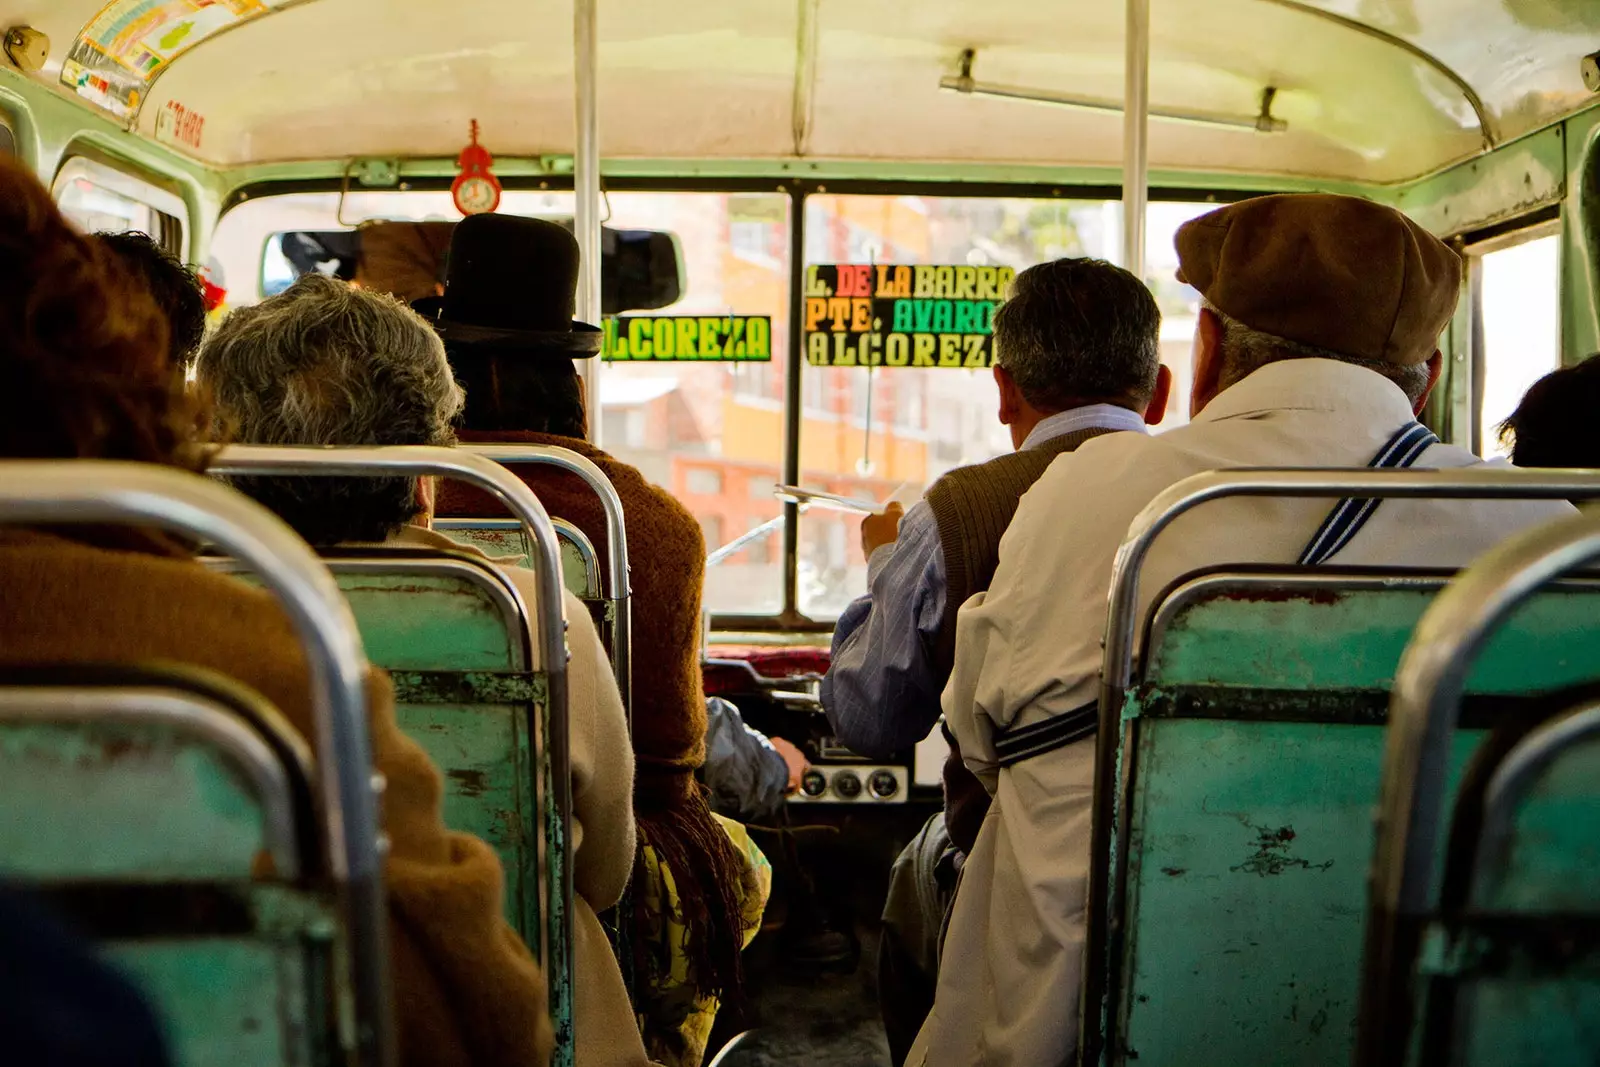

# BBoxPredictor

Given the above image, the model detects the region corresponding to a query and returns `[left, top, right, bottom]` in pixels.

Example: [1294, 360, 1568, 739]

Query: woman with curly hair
[0, 155, 553, 1067]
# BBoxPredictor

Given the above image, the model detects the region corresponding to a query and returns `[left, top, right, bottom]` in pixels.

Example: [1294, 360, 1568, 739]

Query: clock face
[454, 175, 501, 215]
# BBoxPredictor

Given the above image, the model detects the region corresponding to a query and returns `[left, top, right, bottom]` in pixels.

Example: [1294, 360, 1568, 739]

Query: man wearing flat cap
[911, 194, 1574, 1067]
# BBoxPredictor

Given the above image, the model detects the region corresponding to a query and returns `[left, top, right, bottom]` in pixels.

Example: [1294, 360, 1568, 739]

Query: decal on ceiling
[63, 0, 314, 122]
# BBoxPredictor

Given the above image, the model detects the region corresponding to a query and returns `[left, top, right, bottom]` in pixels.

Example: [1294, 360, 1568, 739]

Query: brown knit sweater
[0, 528, 552, 1067]
[437, 429, 748, 1003]
[924, 426, 1115, 852]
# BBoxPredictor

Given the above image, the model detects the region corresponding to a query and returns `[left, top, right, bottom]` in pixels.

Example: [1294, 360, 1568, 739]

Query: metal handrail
[0, 460, 392, 1067]
[433, 516, 605, 602]
[460, 444, 631, 720]
[209, 444, 575, 1014]
[1083, 465, 1600, 1067]
[1357, 510, 1600, 1066]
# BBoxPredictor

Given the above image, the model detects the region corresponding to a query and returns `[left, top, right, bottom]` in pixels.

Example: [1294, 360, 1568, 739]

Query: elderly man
[817, 257, 1170, 1064]
[919, 194, 1575, 1067]
[196, 274, 652, 1067]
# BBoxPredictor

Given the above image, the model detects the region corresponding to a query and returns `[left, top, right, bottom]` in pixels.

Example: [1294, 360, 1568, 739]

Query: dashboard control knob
[832, 770, 862, 799]
[801, 770, 828, 797]
[869, 769, 900, 799]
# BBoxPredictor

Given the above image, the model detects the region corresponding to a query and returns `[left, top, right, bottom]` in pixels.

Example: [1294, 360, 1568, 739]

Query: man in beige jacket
[919, 194, 1576, 1066]
[196, 273, 651, 1067]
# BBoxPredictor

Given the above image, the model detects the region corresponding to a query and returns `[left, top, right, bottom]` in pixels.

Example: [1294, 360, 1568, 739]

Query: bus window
[211, 189, 577, 306]
[602, 191, 791, 618]
[212, 187, 791, 615]
[796, 194, 1210, 619]
[52, 157, 186, 254]
[1475, 232, 1562, 458]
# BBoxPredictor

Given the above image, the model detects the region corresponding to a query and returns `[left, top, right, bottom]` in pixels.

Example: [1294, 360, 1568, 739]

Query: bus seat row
[0, 461, 391, 1067]
[1087, 469, 1600, 1067]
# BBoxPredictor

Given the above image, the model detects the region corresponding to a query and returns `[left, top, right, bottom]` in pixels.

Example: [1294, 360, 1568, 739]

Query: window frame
[52, 153, 190, 256]
[217, 175, 1260, 632]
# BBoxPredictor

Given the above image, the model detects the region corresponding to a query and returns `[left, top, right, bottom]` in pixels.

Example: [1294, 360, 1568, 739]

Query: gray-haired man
[817, 257, 1171, 1064]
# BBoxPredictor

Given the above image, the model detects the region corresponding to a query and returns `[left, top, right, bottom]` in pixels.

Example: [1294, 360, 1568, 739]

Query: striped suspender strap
[990, 421, 1440, 771]
[994, 700, 1099, 770]
[1296, 421, 1439, 567]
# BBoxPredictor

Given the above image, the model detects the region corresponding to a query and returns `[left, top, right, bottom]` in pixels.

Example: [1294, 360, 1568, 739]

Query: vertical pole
[1081, 3, 1151, 1063]
[574, 0, 603, 445]
[782, 183, 807, 621]
[1122, 0, 1150, 281]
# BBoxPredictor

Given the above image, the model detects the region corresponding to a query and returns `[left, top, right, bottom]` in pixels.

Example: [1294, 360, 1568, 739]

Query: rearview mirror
[263, 217, 684, 315]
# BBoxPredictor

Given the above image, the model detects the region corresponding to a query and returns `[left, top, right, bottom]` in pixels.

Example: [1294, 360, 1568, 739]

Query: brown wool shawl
[437, 429, 747, 1001]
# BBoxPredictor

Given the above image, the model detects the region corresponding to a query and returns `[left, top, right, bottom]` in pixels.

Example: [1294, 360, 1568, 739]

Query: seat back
[1356, 512, 1600, 1067]
[0, 665, 331, 1067]
[436, 516, 604, 600]
[1109, 568, 1600, 1067]
[1414, 690, 1600, 1067]
[0, 458, 391, 1067]
[317, 549, 551, 942]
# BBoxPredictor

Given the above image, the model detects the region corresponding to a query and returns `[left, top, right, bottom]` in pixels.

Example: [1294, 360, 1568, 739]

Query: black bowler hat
[428, 213, 602, 356]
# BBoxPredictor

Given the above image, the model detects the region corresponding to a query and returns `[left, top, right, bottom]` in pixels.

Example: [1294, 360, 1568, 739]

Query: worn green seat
[436, 517, 601, 600]
[0, 662, 332, 1067]
[1107, 567, 1600, 1067]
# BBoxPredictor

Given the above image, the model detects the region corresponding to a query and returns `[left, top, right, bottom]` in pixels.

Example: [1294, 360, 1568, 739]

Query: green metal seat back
[0, 663, 334, 1067]
[1407, 690, 1600, 1067]
[312, 550, 547, 943]
[435, 518, 603, 600]
[1111, 569, 1600, 1067]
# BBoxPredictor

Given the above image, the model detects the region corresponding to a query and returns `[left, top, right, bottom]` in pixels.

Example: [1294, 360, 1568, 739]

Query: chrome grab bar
[1357, 509, 1600, 1065]
[460, 444, 631, 723]
[209, 444, 574, 1014]
[0, 460, 392, 1067]
[1082, 465, 1600, 1066]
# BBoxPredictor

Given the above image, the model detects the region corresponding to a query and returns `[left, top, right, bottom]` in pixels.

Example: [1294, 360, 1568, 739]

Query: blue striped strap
[993, 701, 1099, 769]
[1297, 422, 1439, 567]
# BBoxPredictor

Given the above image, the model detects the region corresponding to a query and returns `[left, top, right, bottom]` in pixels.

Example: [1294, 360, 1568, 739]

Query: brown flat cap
[1176, 193, 1461, 366]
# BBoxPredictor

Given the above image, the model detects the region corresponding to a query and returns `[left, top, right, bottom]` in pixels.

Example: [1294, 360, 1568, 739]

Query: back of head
[0, 156, 205, 469]
[992, 257, 1162, 411]
[1177, 193, 1462, 404]
[197, 273, 463, 543]
[96, 232, 207, 372]
[1501, 354, 1600, 469]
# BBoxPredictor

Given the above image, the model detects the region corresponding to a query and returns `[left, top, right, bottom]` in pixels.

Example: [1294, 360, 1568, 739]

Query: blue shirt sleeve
[819, 500, 947, 759]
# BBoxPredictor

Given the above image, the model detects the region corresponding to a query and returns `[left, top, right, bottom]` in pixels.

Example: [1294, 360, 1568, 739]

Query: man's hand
[769, 736, 811, 794]
[861, 501, 904, 558]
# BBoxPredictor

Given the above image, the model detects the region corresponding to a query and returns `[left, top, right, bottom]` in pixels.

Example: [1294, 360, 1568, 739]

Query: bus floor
[705, 805, 937, 1066]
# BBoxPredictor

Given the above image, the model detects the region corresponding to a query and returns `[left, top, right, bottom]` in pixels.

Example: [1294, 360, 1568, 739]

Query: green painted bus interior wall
[1108, 575, 1600, 1067]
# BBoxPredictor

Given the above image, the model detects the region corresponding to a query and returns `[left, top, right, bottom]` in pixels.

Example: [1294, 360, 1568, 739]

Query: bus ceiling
[2, 1, 1599, 186]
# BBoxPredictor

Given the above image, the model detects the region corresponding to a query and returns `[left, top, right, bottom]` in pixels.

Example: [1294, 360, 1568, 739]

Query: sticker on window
[603, 316, 772, 362]
[63, 0, 305, 121]
[802, 264, 1014, 368]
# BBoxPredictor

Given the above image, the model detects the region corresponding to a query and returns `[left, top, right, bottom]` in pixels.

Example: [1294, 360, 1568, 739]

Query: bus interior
[2, 2, 1600, 1066]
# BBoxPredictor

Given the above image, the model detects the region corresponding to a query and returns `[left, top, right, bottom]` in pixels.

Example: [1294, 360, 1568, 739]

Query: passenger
[923, 193, 1576, 1067]
[818, 257, 1169, 1065]
[426, 214, 767, 1067]
[0, 157, 552, 1067]
[194, 274, 649, 1067]
[1499, 353, 1600, 470]
[703, 695, 807, 822]
[94, 231, 207, 372]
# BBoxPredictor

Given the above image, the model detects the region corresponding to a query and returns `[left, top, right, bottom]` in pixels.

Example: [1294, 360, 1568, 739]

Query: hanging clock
[452, 119, 502, 216]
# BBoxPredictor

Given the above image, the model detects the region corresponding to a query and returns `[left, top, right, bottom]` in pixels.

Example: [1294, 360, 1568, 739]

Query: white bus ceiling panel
[10, 0, 1600, 181]
[808, 0, 1483, 182]
[135, 0, 800, 167]
[1288, 0, 1600, 147]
